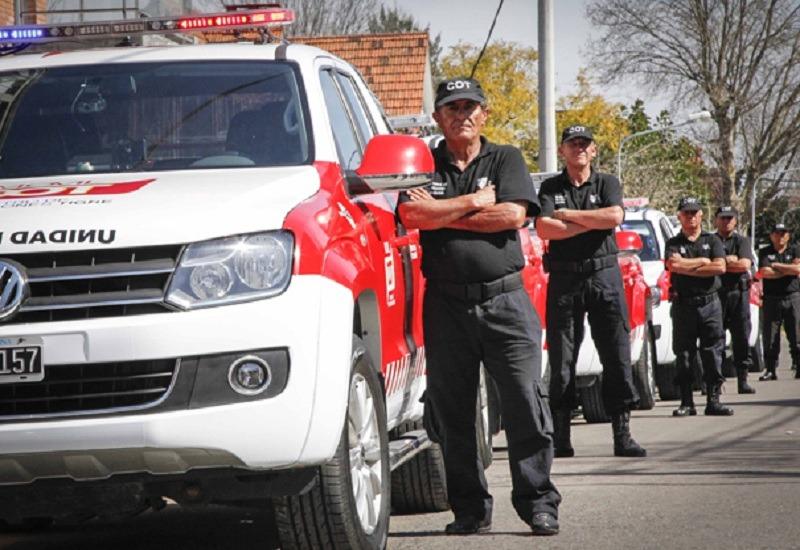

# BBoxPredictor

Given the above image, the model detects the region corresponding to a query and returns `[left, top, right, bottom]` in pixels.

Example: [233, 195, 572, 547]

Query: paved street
[1, 359, 798, 550]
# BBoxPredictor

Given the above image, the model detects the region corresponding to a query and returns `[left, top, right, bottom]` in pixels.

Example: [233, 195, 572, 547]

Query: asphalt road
[1, 358, 798, 550]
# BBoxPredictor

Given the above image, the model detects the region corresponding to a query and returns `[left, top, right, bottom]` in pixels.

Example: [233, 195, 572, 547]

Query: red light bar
[0, 8, 295, 45]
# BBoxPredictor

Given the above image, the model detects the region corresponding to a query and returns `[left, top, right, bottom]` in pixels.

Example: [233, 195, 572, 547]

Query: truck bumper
[0, 275, 353, 484]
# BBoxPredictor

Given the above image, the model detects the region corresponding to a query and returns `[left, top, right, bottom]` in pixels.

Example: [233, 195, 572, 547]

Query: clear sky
[394, 0, 672, 117]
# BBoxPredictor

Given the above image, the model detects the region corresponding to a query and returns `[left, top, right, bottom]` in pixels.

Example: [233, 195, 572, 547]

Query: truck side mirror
[616, 230, 643, 253]
[349, 134, 434, 195]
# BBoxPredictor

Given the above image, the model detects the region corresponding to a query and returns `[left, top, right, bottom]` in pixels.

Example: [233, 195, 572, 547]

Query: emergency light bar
[0, 8, 294, 45]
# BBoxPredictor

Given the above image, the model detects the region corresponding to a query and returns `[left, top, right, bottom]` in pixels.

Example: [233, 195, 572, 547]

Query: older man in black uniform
[398, 77, 561, 537]
[757, 223, 800, 380]
[666, 197, 733, 416]
[537, 125, 646, 458]
[713, 206, 756, 394]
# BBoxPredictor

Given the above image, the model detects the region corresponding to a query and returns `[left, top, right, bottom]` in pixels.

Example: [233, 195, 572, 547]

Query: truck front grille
[1, 245, 182, 324]
[0, 359, 178, 419]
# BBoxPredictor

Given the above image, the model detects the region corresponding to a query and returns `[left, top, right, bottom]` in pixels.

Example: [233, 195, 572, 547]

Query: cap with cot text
[435, 77, 486, 108]
[561, 125, 593, 143]
[715, 205, 738, 217]
[771, 223, 790, 233]
[677, 197, 703, 212]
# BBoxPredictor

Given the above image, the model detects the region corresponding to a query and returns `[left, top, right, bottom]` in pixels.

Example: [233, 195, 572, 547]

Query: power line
[470, 0, 505, 79]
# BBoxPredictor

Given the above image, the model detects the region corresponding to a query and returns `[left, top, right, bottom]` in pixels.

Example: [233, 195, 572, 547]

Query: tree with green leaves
[439, 41, 538, 168]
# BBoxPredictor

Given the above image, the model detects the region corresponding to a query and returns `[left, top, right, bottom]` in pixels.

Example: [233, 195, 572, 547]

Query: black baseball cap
[677, 196, 703, 212]
[715, 205, 738, 217]
[771, 223, 790, 233]
[561, 125, 594, 143]
[434, 77, 486, 108]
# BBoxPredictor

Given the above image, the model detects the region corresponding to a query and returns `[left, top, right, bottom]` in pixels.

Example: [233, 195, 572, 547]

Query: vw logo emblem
[0, 259, 28, 322]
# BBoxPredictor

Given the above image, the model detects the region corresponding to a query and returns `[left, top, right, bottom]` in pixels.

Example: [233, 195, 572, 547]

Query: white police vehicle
[0, 8, 455, 548]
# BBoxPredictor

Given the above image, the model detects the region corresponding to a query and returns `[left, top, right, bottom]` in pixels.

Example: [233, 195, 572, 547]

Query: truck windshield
[620, 219, 660, 261]
[0, 61, 310, 178]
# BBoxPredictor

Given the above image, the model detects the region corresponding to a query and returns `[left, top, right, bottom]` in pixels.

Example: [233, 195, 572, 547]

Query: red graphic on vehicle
[0, 178, 155, 199]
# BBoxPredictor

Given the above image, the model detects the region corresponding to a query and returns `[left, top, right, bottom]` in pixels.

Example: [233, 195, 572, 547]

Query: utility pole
[537, 0, 556, 172]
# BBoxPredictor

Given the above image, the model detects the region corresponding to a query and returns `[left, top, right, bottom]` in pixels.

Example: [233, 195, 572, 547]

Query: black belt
[544, 254, 616, 274]
[672, 293, 718, 306]
[429, 271, 523, 302]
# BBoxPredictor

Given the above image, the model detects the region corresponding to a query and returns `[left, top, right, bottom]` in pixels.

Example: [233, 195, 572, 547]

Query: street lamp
[616, 110, 712, 181]
[749, 167, 800, 244]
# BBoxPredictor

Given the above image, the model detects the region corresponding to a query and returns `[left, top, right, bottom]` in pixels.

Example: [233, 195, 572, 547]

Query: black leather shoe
[445, 517, 491, 535]
[529, 512, 559, 536]
[672, 405, 697, 417]
[759, 371, 777, 381]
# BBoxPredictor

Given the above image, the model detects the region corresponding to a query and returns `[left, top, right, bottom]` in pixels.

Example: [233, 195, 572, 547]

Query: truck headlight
[166, 231, 294, 310]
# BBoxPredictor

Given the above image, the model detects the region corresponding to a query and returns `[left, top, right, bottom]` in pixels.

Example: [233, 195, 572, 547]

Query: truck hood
[0, 166, 321, 253]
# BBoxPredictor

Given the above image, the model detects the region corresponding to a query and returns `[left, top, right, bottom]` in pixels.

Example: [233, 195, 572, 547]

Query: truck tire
[655, 361, 680, 401]
[390, 419, 449, 514]
[274, 337, 390, 550]
[633, 338, 656, 410]
[580, 378, 610, 423]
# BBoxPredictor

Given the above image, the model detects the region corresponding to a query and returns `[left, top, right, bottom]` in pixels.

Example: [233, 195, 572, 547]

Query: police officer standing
[537, 125, 646, 458]
[666, 197, 733, 416]
[398, 77, 561, 536]
[713, 206, 756, 394]
[757, 223, 800, 380]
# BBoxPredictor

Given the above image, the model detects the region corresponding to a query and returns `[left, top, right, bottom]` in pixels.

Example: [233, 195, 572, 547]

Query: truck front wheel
[274, 337, 390, 549]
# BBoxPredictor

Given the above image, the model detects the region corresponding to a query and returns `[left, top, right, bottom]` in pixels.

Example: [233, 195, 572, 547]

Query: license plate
[0, 337, 44, 384]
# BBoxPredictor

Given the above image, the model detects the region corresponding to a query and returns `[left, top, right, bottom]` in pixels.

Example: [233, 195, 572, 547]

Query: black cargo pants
[671, 294, 726, 387]
[719, 285, 753, 371]
[546, 265, 639, 413]
[762, 292, 800, 373]
[423, 280, 561, 524]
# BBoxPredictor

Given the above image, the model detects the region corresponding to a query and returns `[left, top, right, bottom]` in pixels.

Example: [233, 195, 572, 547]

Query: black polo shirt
[758, 243, 800, 296]
[538, 169, 621, 261]
[665, 231, 725, 297]
[715, 231, 754, 290]
[399, 137, 539, 284]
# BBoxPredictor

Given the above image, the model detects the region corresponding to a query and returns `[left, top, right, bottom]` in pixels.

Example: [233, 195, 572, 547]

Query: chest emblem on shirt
[554, 194, 567, 207]
[589, 194, 598, 204]
[430, 181, 447, 196]
[476, 177, 490, 190]
[701, 243, 710, 250]
[767, 254, 776, 261]
[680, 246, 687, 255]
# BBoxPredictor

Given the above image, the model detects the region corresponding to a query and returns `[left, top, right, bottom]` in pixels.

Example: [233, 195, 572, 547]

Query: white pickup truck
[0, 8, 461, 549]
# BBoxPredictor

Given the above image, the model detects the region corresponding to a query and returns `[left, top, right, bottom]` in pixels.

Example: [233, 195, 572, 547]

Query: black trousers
[762, 293, 800, 372]
[546, 266, 639, 412]
[671, 296, 725, 387]
[423, 285, 561, 524]
[719, 287, 753, 371]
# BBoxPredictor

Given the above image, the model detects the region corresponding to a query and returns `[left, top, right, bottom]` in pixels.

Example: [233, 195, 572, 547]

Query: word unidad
[0, 229, 116, 245]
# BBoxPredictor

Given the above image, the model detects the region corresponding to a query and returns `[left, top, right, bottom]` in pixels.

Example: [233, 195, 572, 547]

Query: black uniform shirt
[758, 243, 800, 296]
[665, 231, 725, 297]
[399, 137, 539, 283]
[538, 169, 621, 261]
[715, 231, 754, 290]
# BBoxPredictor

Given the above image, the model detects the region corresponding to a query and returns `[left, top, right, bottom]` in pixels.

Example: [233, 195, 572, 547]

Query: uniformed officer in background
[757, 223, 800, 380]
[666, 197, 733, 416]
[537, 125, 646, 458]
[398, 77, 561, 536]
[713, 206, 756, 394]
